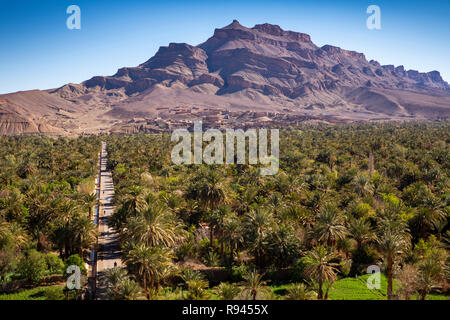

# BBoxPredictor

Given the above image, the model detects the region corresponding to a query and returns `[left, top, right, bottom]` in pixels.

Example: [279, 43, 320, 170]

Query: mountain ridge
[1, 20, 449, 135]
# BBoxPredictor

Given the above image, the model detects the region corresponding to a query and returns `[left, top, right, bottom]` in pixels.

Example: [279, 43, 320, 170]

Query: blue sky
[0, 0, 449, 94]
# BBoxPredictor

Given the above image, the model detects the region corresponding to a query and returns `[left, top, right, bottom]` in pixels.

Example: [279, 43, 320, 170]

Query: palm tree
[267, 223, 299, 267]
[83, 193, 98, 219]
[105, 267, 128, 298]
[105, 267, 143, 300]
[214, 282, 241, 300]
[417, 251, 445, 300]
[312, 204, 348, 247]
[186, 170, 226, 247]
[348, 218, 375, 250]
[188, 170, 226, 211]
[121, 203, 185, 248]
[25, 189, 58, 251]
[352, 174, 374, 197]
[236, 187, 258, 214]
[72, 214, 98, 258]
[244, 207, 274, 266]
[375, 217, 411, 300]
[0, 188, 26, 222]
[285, 283, 316, 300]
[123, 244, 173, 299]
[222, 214, 243, 263]
[209, 205, 230, 255]
[303, 245, 339, 300]
[409, 206, 445, 241]
[241, 270, 270, 300]
[185, 279, 211, 300]
[122, 185, 144, 216]
[115, 278, 144, 300]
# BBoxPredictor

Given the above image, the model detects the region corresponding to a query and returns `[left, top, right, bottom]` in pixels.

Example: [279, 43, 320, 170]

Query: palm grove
[104, 122, 449, 300]
[0, 136, 100, 298]
[0, 122, 448, 300]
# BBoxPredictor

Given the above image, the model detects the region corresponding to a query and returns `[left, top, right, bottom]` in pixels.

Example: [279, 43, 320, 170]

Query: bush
[291, 257, 308, 282]
[18, 250, 47, 284]
[64, 254, 86, 276]
[213, 282, 241, 300]
[175, 241, 195, 261]
[202, 251, 220, 267]
[230, 264, 248, 282]
[44, 253, 64, 275]
[349, 246, 378, 276]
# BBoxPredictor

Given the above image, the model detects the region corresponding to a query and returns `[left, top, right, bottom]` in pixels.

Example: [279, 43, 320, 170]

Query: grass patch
[271, 275, 449, 300]
[0, 285, 66, 300]
[328, 274, 387, 300]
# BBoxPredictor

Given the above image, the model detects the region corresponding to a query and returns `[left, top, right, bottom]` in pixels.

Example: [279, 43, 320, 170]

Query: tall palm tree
[348, 218, 375, 250]
[352, 174, 374, 197]
[122, 186, 144, 216]
[303, 245, 339, 300]
[72, 214, 98, 258]
[209, 205, 230, 255]
[191, 170, 226, 211]
[0, 188, 26, 222]
[409, 206, 445, 241]
[222, 213, 243, 263]
[312, 204, 348, 247]
[267, 223, 299, 267]
[123, 244, 173, 299]
[121, 203, 185, 248]
[416, 248, 446, 300]
[244, 207, 274, 267]
[375, 217, 411, 300]
[83, 193, 98, 219]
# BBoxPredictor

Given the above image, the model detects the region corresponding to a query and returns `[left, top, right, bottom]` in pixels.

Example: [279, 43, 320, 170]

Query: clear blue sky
[0, 0, 449, 94]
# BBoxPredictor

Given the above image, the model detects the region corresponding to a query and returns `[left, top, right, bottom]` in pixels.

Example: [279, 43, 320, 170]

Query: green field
[272, 274, 449, 300]
[0, 285, 66, 300]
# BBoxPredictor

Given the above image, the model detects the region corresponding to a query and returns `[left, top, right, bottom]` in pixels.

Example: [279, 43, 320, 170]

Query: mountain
[1, 20, 449, 135]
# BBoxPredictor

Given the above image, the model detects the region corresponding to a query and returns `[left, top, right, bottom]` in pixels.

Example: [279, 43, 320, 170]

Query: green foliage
[44, 253, 64, 275]
[64, 254, 87, 276]
[231, 264, 248, 282]
[213, 282, 241, 300]
[17, 249, 47, 284]
[0, 285, 67, 300]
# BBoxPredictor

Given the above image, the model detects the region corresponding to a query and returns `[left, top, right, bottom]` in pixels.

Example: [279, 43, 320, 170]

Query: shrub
[203, 251, 220, 267]
[175, 241, 195, 261]
[185, 279, 210, 300]
[18, 250, 47, 284]
[291, 257, 308, 282]
[64, 254, 86, 276]
[44, 253, 64, 275]
[231, 264, 248, 282]
[285, 283, 316, 300]
[214, 282, 241, 300]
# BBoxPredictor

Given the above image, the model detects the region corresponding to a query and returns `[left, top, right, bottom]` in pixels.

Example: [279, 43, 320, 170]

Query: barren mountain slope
[1, 20, 449, 135]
